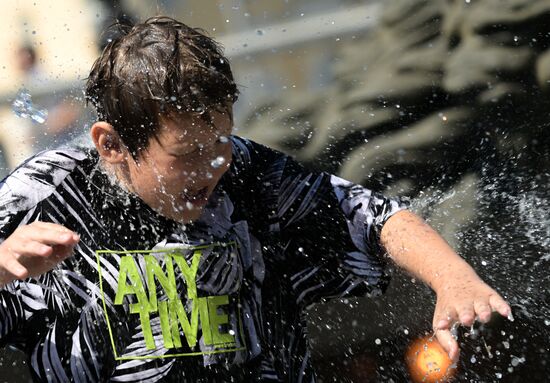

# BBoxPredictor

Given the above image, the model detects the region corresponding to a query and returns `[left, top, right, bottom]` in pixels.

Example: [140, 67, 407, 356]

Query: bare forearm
[380, 209, 511, 361]
[380, 210, 480, 293]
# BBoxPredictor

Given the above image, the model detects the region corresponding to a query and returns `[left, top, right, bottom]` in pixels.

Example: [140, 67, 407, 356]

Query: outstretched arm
[380, 210, 511, 362]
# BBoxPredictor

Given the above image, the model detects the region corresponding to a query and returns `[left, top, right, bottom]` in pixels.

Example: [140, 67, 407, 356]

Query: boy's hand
[0, 221, 80, 286]
[381, 211, 512, 363]
[432, 271, 511, 362]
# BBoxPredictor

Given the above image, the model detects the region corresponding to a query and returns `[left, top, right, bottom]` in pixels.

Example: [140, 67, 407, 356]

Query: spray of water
[308, 157, 550, 381]
[12, 89, 48, 124]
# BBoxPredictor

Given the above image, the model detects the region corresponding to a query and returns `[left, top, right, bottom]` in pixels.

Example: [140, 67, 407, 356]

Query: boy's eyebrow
[169, 135, 211, 151]
[162, 137, 194, 152]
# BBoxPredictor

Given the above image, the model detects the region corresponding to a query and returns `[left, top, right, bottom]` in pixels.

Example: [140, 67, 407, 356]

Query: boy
[0, 17, 510, 382]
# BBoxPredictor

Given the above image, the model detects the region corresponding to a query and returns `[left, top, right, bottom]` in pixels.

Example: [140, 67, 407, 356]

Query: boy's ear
[90, 122, 126, 164]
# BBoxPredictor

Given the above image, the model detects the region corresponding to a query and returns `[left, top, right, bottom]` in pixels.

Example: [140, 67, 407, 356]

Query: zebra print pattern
[0, 136, 407, 382]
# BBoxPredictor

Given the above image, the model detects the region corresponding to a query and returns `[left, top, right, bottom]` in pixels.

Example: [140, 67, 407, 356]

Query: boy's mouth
[181, 186, 209, 202]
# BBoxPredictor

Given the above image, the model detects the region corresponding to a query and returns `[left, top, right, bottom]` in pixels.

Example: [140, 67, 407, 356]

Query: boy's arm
[380, 209, 511, 362]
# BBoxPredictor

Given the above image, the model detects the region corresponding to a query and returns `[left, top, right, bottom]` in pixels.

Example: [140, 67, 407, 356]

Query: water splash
[307, 158, 550, 381]
[12, 89, 48, 124]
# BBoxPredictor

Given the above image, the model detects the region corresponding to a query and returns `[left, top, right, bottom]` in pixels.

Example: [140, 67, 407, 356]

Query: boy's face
[123, 111, 233, 223]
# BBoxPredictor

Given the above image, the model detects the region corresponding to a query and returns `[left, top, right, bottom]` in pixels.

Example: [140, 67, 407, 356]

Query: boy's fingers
[433, 305, 458, 330]
[13, 241, 53, 258]
[488, 294, 511, 317]
[474, 299, 492, 323]
[435, 329, 460, 363]
[2, 255, 29, 280]
[50, 244, 75, 259]
[434, 318, 450, 330]
[20, 226, 80, 246]
[432, 309, 446, 330]
[456, 303, 475, 327]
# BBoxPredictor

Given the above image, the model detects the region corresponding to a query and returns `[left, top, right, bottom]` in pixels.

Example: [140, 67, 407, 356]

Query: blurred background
[0, 0, 549, 382]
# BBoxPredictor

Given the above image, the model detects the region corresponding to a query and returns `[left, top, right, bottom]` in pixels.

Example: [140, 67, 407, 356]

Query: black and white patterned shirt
[0, 136, 406, 382]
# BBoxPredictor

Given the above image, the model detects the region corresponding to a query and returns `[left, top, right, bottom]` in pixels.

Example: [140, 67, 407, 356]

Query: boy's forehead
[158, 112, 221, 146]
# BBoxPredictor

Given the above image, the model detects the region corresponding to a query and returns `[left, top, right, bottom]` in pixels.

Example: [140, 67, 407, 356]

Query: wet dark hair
[86, 16, 239, 158]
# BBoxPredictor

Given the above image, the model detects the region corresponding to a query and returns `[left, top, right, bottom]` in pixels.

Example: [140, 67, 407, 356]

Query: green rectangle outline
[95, 242, 247, 361]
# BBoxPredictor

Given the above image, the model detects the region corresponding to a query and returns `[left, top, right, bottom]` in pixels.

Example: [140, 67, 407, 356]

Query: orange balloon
[405, 335, 456, 383]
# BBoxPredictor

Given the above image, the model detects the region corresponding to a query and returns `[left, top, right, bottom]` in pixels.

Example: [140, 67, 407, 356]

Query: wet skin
[121, 112, 233, 223]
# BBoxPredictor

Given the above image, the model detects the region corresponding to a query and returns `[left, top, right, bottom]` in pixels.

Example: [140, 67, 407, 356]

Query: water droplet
[219, 135, 229, 143]
[450, 322, 459, 339]
[375, 338, 381, 345]
[256, 29, 264, 36]
[511, 357, 521, 367]
[210, 156, 226, 169]
[12, 89, 48, 124]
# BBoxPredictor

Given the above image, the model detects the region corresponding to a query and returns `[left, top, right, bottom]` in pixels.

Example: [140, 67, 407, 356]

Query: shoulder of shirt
[230, 135, 256, 165]
[0, 147, 91, 216]
[230, 135, 289, 169]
